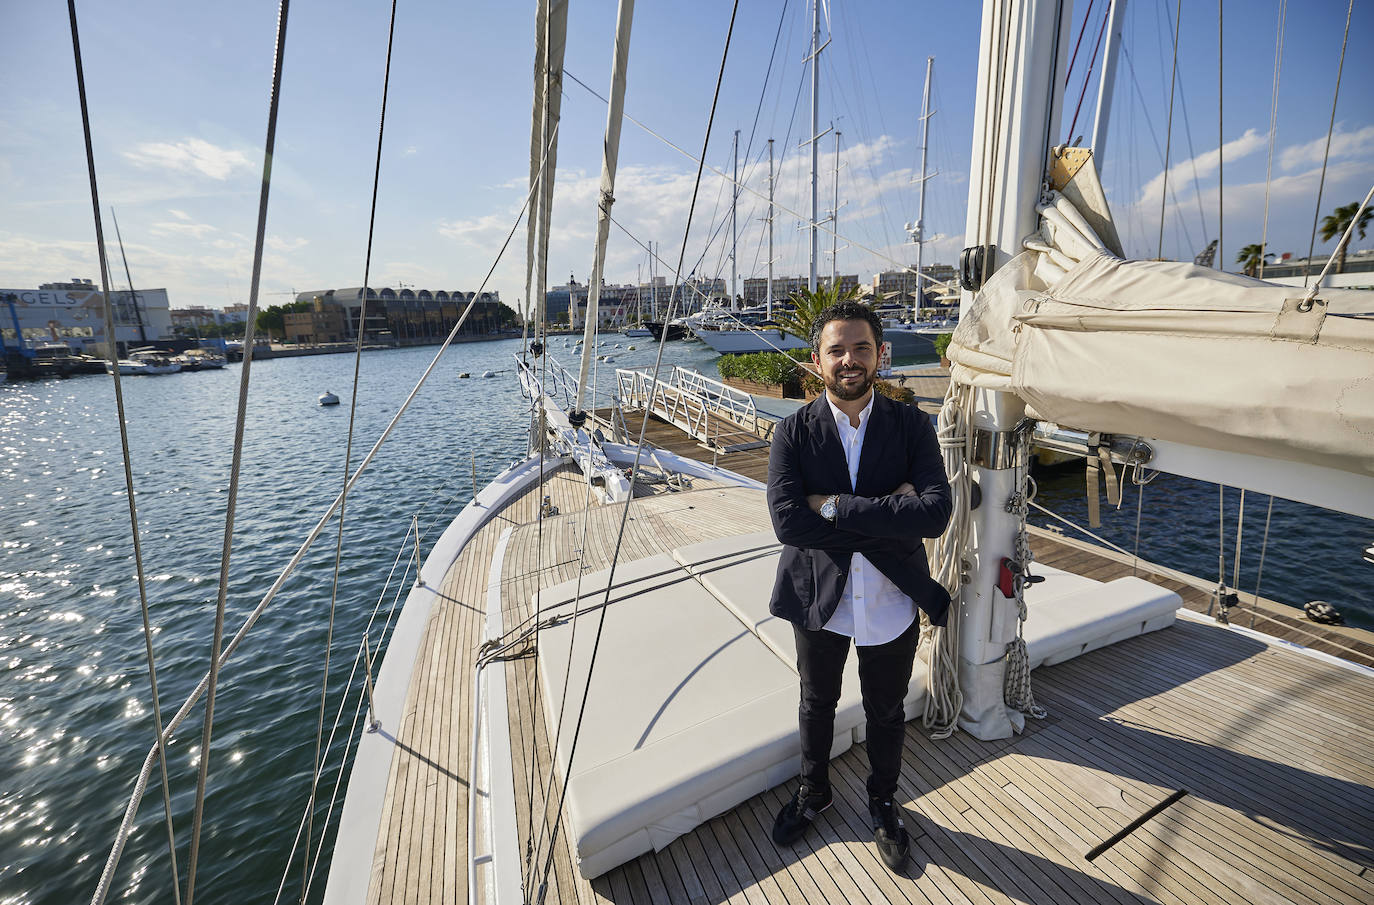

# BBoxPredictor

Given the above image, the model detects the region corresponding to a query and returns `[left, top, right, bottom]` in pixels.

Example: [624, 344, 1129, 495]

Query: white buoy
[627, 345, 636, 351]
[604, 356, 615, 364]
[482, 370, 495, 378]
[319, 391, 340, 406]
[458, 372, 470, 378]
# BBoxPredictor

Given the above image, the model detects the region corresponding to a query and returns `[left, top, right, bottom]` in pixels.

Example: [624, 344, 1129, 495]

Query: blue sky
[2, 0, 1370, 315]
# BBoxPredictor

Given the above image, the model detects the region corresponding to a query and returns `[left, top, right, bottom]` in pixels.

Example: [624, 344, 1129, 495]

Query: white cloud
[266, 235, 309, 252]
[123, 138, 253, 181]
[168, 209, 193, 221]
[149, 220, 218, 239]
[1136, 128, 1265, 207]
[1280, 123, 1374, 171]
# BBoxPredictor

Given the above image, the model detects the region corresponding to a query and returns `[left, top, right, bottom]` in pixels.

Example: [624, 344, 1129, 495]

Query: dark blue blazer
[767, 392, 953, 631]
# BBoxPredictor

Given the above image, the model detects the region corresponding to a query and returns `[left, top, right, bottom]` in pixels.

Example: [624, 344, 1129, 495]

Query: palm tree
[772, 282, 865, 346]
[1319, 202, 1373, 274]
[1236, 243, 1266, 278]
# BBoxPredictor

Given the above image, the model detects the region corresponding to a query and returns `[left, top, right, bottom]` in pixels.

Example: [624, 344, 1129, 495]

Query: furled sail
[948, 194, 1374, 477]
[526, 0, 569, 331]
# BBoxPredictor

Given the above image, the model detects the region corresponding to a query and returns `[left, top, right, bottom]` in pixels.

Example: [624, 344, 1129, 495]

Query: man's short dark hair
[811, 300, 883, 350]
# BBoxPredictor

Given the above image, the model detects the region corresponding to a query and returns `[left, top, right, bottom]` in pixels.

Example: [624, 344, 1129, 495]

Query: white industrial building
[0, 280, 174, 353]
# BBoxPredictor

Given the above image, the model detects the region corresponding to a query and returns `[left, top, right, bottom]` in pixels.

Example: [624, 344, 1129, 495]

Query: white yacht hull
[694, 328, 809, 355]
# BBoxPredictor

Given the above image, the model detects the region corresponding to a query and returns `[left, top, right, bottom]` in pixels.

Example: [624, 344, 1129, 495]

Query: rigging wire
[1155, 0, 1182, 261]
[1065, 1, 1110, 145]
[304, 1, 400, 896]
[93, 106, 556, 905]
[184, 1, 292, 902]
[1120, 44, 1196, 254]
[1257, 0, 1288, 279]
[533, 4, 742, 899]
[562, 64, 927, 279]
[1218, 0, 1224, 269]
[273, 519, 419, 904]
[66, 2, 182, 902]
[1300, 0, 1354, 287]
[1249, 496, 1275, 629]
[1063, 0, 1098, 87]
[1157, 0, 1210, 248]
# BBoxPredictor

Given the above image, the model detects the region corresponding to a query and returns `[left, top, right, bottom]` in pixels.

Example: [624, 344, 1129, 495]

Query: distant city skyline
[3, 1, 1370, 313]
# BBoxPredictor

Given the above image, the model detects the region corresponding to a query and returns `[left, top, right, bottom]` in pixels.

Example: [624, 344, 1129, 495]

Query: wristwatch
[819, 494, 839, 522]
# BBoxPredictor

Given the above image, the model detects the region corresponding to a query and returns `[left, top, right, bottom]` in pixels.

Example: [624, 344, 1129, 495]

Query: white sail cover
[950, 249, 1374, 477]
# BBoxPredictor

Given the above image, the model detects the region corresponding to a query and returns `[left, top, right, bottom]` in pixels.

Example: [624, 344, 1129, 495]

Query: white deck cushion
[535, 552, 850, 878]
[1023, 575, 1181, 669]
[670, 531, 929, 728]
[1024, 562, 1102, 603]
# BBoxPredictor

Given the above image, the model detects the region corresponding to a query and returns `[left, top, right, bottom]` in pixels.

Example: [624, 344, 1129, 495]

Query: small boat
[175, 349, 228, 371]
[319, 391, 340, 406]
[105, 349, 181, 375]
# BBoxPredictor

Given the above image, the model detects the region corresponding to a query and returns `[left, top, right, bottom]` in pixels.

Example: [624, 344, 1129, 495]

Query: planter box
[722, 376, 803, 399]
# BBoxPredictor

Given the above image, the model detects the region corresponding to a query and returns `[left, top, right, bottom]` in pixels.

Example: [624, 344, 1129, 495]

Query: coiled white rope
[923, 377, 974, 738]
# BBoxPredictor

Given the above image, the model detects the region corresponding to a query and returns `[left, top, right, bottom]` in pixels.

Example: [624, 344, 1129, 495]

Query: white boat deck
[363, 464, 1374, 905]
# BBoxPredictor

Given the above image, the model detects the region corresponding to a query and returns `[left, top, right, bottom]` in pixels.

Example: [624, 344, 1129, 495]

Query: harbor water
[1, 338, 1370, 905]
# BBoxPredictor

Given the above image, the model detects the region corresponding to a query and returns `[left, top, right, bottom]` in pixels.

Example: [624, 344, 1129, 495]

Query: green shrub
[933, 332, 953, 359]
[719, 351, 801, 385]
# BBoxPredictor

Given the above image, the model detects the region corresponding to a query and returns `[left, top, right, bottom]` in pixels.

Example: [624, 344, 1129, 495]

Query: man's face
[812, 317, 878, 402]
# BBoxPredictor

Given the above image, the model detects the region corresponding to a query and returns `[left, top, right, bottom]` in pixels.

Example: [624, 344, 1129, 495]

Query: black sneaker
[868, 797, 910, 872]
[771, 783, 832, 846]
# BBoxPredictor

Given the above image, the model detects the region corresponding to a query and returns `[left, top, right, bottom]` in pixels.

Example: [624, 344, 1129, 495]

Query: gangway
[614, 366, 769, 453]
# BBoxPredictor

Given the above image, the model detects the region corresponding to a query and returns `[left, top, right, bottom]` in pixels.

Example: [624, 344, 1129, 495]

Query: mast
[1090, 0, 1127, 169]
[767, 138, 775, 320]
[731, 129, 739, 311]
[831, 131, 841, 284]
[809, 0, 820, 292]
[956, 0, 1074, 740]
[110, 208, 148, 343]
[914, 56, 934, 318]
[573, 0, 634, 413]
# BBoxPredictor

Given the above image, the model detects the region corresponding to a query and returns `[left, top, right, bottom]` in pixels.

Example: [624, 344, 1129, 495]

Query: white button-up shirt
[821, 393, 919, 646]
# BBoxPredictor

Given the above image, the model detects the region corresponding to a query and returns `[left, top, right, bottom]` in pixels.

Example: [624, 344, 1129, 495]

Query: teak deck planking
[365, 418, 1374, 905]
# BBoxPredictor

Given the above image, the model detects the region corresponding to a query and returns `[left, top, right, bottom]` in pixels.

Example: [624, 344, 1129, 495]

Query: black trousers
[793, 617, 920, 801]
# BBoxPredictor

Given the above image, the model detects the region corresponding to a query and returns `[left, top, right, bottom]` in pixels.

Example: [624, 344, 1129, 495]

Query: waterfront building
[169, 306, 226, 332]
[873, 263, 956, 309]
[0, 279, 173, 354]
[288, 286, 513, 345]
[1258, 247, 1374, 290]
[740, 274, 859, 306]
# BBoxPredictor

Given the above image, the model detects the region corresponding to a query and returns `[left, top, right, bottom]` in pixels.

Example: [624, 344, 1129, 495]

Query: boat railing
[615, 365, 762, 449]
[515, 353, 580, 410]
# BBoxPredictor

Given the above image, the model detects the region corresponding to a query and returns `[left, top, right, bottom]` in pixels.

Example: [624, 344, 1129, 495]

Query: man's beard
[825, 365, 873, 401]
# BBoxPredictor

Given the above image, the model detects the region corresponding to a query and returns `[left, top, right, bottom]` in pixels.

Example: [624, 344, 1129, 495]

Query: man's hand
[807, 493, 830, 513]
[893, 482, 915, 497]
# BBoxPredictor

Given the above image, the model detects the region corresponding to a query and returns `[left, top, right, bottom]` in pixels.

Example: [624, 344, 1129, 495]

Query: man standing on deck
[766, 301, 953, 873]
